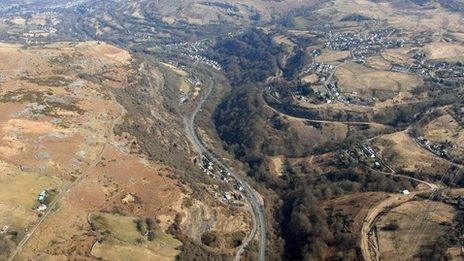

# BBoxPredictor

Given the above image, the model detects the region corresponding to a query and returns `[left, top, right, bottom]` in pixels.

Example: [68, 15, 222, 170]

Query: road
[359, 163, 438, 261]
[264, 95, 389, 128]
[183, 72, 266, 261]
[8, 94, 124, 261]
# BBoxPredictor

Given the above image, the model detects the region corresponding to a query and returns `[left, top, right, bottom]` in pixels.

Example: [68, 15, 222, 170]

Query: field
[0, 163, 63, 229]
[0, 41, 131, 258]
[380, 48, 416, 66]
[371, 132, 452, 177]
[269, 156, 284, 177]
[160, 62, 192, 94]
[284, 118, 349, 149]
[317, 0, 464, 38]
[316, 50, 350, 63]
[419, 113, 464, 164]
[365, 55, 392, 71]
[116, 0, 319, 27]
[324, 192, 390, 237]
[89, 212, 182, 260]
[423, 42, 464, 62]
[0, 41, 197, 260]
[377, 200, 458, 260]
[301, 74, 318, 84]
[335, 62, 423, 99]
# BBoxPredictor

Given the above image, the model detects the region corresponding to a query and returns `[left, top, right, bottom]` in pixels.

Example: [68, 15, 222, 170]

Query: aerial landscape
[0, 0, 463, 260]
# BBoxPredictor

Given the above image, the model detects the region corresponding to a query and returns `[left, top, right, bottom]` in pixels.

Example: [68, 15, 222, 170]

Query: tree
[135, 219, 146, 234]
[146, 217, 156, 230]
[147, 230, 156, 241]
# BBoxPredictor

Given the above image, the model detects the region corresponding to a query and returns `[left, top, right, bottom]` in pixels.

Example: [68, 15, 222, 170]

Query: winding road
[359, 161, 439, 261]
[183, 72, 266, 261]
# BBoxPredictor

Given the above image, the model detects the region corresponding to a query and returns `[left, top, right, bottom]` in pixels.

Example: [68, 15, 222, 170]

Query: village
[268, 25, 464, 108]
[199, 155, 245, 203]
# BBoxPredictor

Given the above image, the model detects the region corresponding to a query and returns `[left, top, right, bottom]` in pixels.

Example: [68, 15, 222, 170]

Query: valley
[0, 0, 463, 260]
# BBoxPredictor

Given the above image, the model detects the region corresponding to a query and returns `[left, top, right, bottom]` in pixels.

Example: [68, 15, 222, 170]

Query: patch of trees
[206, 29, 284, 85]
[264, 94, 460, 128]
[438, 0, 464, 12]
[214, 83, 335, 160]
[135, 217, 157, 241]
[382, 222, 399, 231]
[201, 231, 245, 249]
[0, 230, 23, 259]
[341, 13, 372, 22]
[169, 215, 230, 261]
[264, 94, 373, 122]
[279, 3, 326, 29]
[283, 49, 310, 80]
[0, 234, 14, 258]
[418, 231, 456, 260]
[280, 164, 414, 260]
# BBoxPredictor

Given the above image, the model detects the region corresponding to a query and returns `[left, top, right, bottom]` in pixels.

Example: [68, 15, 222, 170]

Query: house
[457, 196, 464, 209]
[224, 192, 232, 200]
[37, 204, 47, 212]
[235, 183, 244, 192]
[122, 193, 135, 204]
[1, 225, 8, 234]
[38, 190, 48, 204]
[402, 190, 410, 195]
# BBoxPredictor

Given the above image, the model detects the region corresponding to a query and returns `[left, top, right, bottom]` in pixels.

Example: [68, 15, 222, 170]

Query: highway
[183, 72, 266, 261]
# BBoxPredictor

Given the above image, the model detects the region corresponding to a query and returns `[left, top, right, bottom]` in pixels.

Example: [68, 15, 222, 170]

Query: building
[224, 192, 232, 200]
[1, 225, 8, 234]
[38, 190, 48, 204]
[37, 204, 47, 212]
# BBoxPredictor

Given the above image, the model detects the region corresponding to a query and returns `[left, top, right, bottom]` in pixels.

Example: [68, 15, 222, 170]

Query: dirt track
[7, 92, 125, 261]
[359, 168, 437, 261]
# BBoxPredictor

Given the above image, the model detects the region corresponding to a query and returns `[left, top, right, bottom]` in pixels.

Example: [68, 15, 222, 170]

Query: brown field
[289, 151, 345, 175]
[316, 50, 350, 63]
[141, 0, 318, 26]
[371, 132, 453, 177]
[16, 137, 187, 260]
[372, 91, 417, 110]
[377, 200, 458, 260]
[89, 212, 182, 260]
[424, 42, 464, 62]
[92, 240, 177, 261]
[324, 192, 390, 236]
[317, 0, 464, 40]
[419, 113, 464, 163]
[160, 62, 188, 77]
[273, 35, 295, 47]
[448, 32, 464, 43]
[335, 62, 423, 98]
[0, 162, 63, 229]
[285, 118, 349, 148]
[0, 42, 196, 260]
[0, 41, 129, 242]
[269, 156, 285, 177]
[381, 47, 416, 66]
[301, 73, 318, 84]
[365, 55, 392, 71]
